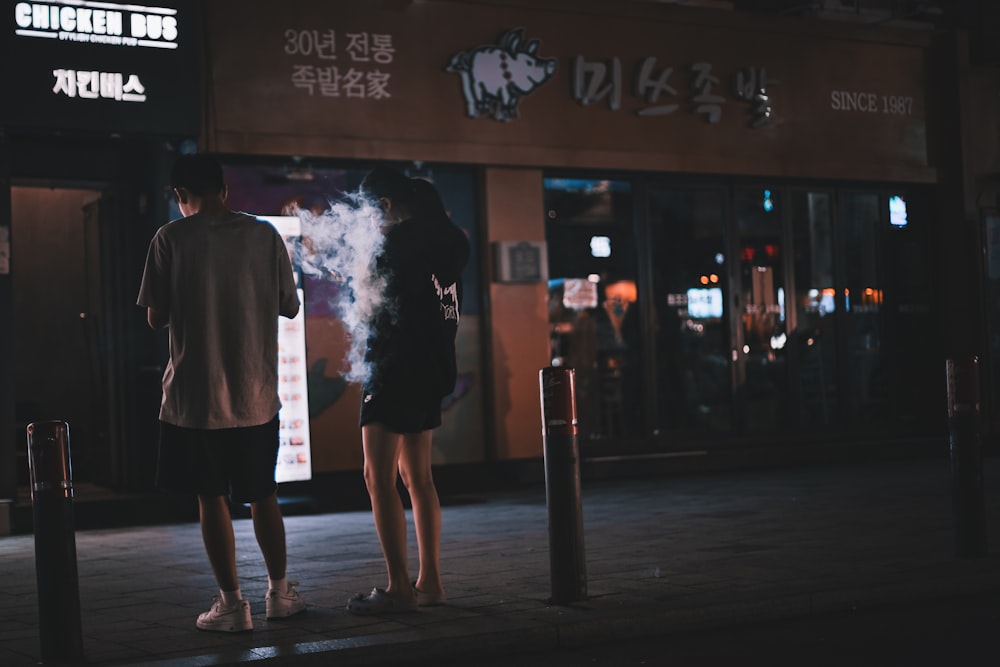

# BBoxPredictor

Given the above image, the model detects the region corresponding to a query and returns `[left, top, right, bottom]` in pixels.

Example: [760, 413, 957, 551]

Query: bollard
[26, 420, 84, 663]
[539, 367, 587, 604]
[945, 358, 988, 558]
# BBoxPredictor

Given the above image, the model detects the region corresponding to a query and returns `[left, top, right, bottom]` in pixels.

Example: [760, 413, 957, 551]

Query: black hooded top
[363, 209, 471, 401]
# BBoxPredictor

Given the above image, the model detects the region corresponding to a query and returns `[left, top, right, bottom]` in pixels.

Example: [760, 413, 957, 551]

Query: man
[137, 153, 305, 632]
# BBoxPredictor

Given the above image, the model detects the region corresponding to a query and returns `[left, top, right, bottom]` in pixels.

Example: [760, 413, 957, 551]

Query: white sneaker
[266, 581, 306, 619]
[196, 598, 252, 633]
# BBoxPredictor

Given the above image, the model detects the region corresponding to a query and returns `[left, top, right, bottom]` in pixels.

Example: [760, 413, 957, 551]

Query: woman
[347, 166, 470, 613]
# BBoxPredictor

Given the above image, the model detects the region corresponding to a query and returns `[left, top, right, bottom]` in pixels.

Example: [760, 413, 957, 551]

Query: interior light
[889, 195, 908, 228]
[590, 236, 611, 258]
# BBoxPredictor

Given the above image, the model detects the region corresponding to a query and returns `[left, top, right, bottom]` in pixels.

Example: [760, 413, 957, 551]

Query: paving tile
[2, 456, 1000, 667]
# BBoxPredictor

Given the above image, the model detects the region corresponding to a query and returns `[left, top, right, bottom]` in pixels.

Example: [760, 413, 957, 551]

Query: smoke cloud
[295, 192, 388, 384]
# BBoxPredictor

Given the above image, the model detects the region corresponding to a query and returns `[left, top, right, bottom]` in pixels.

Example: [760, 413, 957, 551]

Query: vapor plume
[295, 192, 387, 384]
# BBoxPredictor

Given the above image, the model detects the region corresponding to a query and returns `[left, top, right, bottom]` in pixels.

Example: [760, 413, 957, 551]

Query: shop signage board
[259, 215, 312, 484]
[207, 0, 934, 182]
[1, 0, 200, 136]
[494, 240, 547, 283]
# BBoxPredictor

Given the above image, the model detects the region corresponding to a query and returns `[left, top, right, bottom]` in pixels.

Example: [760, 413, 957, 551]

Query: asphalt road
[436, 592, 999, 667]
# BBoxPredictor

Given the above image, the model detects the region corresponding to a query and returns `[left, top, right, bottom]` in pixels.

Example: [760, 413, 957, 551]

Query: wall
[963, 69, 1000, 212]
[205, 0, 935, 183]
[485, 168, 549, 459]
[0, 140, 13, 530]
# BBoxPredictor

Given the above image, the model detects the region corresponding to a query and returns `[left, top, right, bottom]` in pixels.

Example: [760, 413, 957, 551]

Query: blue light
[762, 189, 774, 212]
[889, 195, 908, 228]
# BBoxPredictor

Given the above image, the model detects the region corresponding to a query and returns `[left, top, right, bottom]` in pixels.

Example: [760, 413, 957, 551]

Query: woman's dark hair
[360, 165, 417, 211]
[170, 154, 225, 196]
[361, 166, 448, 221]
[409, 177, 448, 220]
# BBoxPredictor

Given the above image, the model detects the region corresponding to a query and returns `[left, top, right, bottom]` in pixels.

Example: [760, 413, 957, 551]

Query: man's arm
[138, 228, 170, 327]
[147, 306, 168, 329]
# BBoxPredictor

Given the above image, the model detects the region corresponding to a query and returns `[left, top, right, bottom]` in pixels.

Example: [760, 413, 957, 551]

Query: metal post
[539, 367, 587, 604]
[26, 420, 83, 663]
[945, 358, 988, 558]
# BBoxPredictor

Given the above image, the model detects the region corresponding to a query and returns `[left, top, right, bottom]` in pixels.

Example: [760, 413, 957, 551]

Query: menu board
[261, 215, 312, 483]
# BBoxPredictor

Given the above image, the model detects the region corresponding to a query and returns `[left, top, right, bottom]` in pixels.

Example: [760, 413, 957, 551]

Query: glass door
[567, 179, 937, 446]
[839, 192, 887, 425]
[733, 187, 788, 432]
[789, 190, 839, 428]
[544, 178, 645, 445]
[648, 187, 732, 436]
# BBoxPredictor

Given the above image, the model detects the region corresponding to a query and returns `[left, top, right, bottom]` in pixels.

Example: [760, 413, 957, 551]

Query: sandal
[412, 582, 447, 607]
[346, 587, 417, 615]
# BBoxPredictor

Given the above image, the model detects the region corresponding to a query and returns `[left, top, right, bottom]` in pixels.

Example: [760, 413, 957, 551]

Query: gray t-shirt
[137, 211, 300, 429]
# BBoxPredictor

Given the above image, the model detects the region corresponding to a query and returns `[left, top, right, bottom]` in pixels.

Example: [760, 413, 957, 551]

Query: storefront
[199, 0, 966, 468]
[2, 0, 992, 522]
[0, 0, 202, 523]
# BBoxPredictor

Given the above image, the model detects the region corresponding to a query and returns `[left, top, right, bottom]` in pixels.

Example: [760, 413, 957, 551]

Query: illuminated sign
[446, 28, 556, 122]
[53, 68, 146, 101]
[590, 236, 611, 258]
[14, 1, 178, 49]
[260, 215, 313, 484]
[2, 0, 200, 135]
[889, 195, 908, 228]
[687, 287, 724, 319]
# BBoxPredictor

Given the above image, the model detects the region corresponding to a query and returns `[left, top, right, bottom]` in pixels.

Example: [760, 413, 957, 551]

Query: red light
[740, 247, 756, 262]
[764, 244, 779, 258]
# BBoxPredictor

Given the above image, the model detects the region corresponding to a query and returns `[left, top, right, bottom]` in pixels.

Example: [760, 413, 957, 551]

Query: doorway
[11, 185, 110, 487]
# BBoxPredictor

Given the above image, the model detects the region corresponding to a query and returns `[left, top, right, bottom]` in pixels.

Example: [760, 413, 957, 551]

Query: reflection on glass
[735, 188, 787, 430]
[649, 188, 731, 433]
[841, 193, 886, 424]
[545, 178, 642, 440]
[791, 191, 838, 427]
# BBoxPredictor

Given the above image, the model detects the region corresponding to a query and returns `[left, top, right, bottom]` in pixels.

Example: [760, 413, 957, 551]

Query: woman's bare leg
[398, 430, 443, 596]
[362, 422, 415, 601]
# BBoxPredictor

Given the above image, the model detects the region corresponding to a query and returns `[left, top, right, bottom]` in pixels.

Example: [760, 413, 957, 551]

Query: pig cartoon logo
[446, 28, 557, 122]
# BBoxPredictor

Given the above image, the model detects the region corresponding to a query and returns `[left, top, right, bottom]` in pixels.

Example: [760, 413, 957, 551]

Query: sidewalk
[1, 455, 998, 666]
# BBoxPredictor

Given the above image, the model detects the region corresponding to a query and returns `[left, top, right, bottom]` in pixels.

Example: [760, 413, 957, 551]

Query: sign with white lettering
[830, 90, 914, 115]
[14, 1, 178, 48]
[1, 0, 199, 135]
[206, 0, 932, 182]
[284, 27, 396, 99]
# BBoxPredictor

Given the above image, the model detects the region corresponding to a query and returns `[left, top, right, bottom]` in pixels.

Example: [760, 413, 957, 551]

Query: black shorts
[359, 388, 442, 434]
[157, 415, 279, 503]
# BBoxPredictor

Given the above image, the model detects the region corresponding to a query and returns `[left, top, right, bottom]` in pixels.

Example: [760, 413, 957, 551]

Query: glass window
[881, 189, 939, 427]
[734, 188, 788, 430]
[840, 192, 887, 424]
[544, 178, 643, 440]
[648, 187, 731, 434]
[791, 191, 839, 427]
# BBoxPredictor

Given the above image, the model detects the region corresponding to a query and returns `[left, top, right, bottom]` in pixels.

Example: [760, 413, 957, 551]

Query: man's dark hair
[170, 154, 225, 197]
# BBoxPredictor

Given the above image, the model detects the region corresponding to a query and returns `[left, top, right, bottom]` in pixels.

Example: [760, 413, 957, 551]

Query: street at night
[437, 593, 999, 667]
[2, 457, 999, 666]
[4, 2, 1000, 666]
